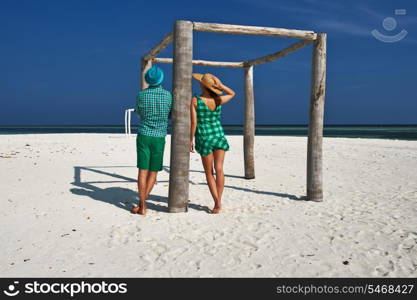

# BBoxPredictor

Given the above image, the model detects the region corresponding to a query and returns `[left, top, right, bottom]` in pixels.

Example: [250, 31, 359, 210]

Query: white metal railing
[124, 108, 135, 137]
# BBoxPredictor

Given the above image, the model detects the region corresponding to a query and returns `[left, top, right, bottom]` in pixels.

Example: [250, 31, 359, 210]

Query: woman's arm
[212, 76, 235, 105]
[190, 97, 197, 152]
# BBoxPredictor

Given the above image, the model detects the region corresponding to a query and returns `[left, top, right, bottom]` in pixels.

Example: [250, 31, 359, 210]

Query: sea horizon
[1, 124, 417, 140]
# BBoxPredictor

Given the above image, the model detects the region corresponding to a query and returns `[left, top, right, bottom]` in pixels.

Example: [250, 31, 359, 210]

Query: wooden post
[307, 33, 327, 202]
[244, 65, 255, 179]
[168, 20, 193, 212]
[140, 58, 152, 90]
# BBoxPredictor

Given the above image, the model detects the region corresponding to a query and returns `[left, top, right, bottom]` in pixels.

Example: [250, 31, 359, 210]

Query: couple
[131, 65, 235, 215]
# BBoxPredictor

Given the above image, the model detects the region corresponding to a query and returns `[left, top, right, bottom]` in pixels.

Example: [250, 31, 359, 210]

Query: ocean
[1, 125, 417, 140]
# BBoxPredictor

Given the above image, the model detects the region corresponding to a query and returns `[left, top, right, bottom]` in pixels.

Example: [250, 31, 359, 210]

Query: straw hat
[192, 73, 223, 95]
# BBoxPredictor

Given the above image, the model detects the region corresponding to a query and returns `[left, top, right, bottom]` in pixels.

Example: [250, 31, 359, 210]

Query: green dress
[195, 95, 230, 156]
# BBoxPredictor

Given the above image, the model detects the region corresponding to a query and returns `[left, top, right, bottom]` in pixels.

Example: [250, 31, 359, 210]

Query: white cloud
[314, 20, 371, 37]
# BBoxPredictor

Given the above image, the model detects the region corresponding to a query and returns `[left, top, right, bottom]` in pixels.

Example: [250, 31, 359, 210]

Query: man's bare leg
[137, 169, 149, 215]
[145, 171, 158, 198]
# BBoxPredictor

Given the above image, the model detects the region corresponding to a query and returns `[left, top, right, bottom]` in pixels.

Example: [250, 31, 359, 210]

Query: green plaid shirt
[135, 85, 172, 137]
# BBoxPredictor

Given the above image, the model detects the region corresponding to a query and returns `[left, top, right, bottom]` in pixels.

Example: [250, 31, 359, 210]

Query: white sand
[0, 134, 416, 277]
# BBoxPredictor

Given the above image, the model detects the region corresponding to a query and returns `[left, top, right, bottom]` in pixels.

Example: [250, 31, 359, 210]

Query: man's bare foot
[211, 206, 221, 214]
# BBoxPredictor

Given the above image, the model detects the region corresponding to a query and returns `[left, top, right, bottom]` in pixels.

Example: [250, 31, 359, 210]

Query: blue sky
[1, 0, 416, 125]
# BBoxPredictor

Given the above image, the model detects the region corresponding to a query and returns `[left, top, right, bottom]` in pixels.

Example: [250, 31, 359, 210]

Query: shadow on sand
[164, 166, 306, 201]
[70, 165, 306, 213]
[70, 166, 210, 213]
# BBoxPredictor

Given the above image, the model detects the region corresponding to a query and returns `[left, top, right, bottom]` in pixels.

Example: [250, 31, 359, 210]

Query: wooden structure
[140, 21, 327, 212]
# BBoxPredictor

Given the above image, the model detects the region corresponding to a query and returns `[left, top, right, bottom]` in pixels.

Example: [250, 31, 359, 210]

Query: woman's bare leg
[213, 150, 225, 213]
[201, 154, 220, 213]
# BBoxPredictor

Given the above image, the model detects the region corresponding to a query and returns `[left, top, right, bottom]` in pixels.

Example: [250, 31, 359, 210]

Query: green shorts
[136, 134, 166, 172]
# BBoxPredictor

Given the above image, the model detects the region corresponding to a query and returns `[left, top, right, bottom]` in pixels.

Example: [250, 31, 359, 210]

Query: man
[131, 65, 172, 215]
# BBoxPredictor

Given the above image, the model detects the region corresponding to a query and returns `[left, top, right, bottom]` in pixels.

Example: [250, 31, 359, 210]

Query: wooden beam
[168, 21, 193, 213]
[140, 58, 152, 90]
[153, 57, 244, 68]
[244, 66, 255, 179]
[193, 22, 317, 40]
[143, 31, 174, 61]
[244, 39, 314, 67]
[307, 33, 327, 202]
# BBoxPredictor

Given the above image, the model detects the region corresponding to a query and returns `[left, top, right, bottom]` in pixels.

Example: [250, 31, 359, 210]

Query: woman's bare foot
[131, 203, 147, 215]
[138, 204, 147, 215]
[211, 206, 221, 214]
[131, 205, 139, 214]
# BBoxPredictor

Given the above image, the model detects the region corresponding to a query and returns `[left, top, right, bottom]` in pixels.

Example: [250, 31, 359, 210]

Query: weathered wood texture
[193, 22, 317, 40]
[140, 58, 152, 90]
[307, 33, 327, 202]
[143, 31, 174, 61]
[153, 57, 244, 68]
[168, 21, 193, 212]
[245, 39, 313, 67]
[244, 66, 255, 179]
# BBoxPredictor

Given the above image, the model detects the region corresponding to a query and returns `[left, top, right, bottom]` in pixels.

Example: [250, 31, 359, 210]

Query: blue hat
[145, 65, 164, 86]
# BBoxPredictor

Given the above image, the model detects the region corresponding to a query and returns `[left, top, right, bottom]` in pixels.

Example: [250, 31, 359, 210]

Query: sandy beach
[0, 134, 416, 277]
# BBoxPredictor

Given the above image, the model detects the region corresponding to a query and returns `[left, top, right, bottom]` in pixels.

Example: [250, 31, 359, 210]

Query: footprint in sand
[108, 224, 142, 246]
[374, 260, 395, 277]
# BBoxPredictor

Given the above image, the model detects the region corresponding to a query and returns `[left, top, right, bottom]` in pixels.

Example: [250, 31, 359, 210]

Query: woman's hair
[202, 86, 221, 106]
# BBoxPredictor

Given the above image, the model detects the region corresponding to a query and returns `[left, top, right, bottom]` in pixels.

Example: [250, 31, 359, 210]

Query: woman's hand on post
[190, 140, 195, 153]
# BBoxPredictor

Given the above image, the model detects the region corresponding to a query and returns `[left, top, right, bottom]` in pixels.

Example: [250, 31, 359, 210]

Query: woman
[190, 73, 235, 214]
